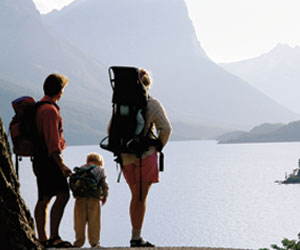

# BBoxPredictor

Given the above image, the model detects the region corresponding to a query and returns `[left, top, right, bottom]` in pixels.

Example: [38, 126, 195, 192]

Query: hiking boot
[130, 238, 155, 247]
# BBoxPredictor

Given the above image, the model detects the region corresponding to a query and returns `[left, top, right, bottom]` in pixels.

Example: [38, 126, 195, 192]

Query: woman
[120, 68, 172, 247]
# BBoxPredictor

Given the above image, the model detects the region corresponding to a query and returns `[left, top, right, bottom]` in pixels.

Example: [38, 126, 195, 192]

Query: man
[32, 73, 73, 248]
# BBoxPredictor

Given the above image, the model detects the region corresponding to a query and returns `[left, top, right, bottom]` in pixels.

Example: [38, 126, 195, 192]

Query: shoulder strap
[35, 100, 56, 109]
[87, 165, 97, 171]
[145, 122, 154, 138]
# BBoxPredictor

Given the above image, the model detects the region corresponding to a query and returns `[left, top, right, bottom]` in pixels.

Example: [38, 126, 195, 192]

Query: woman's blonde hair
[86, 152, 104, 166]
[139, 68, 152, 88]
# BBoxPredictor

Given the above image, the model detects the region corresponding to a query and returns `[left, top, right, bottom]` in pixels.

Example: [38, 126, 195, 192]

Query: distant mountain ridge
[0, 0, 111, 145]
[220, 43, 300, 114]
[42, 0, 299, 131]
[217, 121, 300, 144]
[0, 0, 228, 144]
[43, 0, 208, 65]
[0, 0, 299, 145]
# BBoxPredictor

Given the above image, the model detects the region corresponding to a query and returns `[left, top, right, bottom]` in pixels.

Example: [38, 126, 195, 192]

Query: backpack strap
[87, 165, 98, 182]
[145, 123, 164, 172]
[87, 165, 97, 170]
[114, 155, 123, 183]
[159, 152, 164, 172]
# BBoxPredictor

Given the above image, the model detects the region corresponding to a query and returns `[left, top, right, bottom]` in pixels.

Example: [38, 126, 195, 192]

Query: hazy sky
[33, 0, 300, 63]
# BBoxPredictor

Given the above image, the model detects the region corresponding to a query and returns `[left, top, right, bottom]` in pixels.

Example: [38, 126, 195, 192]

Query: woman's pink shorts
[122, 152, 159, 185]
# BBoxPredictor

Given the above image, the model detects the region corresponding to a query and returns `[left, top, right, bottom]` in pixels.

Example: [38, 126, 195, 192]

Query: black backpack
[100, 66, 150, 156]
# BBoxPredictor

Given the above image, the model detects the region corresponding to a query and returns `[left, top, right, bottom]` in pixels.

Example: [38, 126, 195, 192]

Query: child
[73, 152, 109, 248]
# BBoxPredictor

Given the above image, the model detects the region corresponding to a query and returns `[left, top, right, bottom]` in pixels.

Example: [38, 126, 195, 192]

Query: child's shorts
[122, 152, 159, 185]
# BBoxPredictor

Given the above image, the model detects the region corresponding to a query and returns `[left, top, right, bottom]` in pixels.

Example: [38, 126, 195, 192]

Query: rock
[0, 116, 42, 249]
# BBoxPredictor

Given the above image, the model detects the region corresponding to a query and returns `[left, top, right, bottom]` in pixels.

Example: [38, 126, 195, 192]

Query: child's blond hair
[86, 152, 104, 166]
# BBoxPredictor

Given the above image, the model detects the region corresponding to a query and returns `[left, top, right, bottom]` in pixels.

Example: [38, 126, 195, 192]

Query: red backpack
[9, 96, 37, 157]
[9, 96, 51, 177]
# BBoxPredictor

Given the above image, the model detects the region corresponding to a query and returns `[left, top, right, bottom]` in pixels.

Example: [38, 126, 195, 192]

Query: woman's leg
[128, 182, 151, 231]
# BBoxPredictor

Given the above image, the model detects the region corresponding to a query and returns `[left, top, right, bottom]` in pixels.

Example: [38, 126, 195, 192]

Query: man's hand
[52, 152, 72, 177]
[60, 164, 72, 178]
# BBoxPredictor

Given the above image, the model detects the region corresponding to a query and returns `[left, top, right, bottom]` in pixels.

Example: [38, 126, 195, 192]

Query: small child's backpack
[9, 96, 52, 177]
[69, 166, 100, 199]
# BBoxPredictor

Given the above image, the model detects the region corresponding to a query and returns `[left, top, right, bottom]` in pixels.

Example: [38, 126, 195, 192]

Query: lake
[17, 140, 300, 249]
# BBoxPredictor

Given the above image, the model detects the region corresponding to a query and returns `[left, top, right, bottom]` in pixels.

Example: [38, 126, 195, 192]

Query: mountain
[0, 0, 231, 144]
[217, 122, 286, 143]
[43, 0, 299, 130]
[217, 121, 300, 144]
[171, 121, 229, 140]
[220, 43, 300, 114]
[0, 0, 112, 145]
[1, 0, 299, 146]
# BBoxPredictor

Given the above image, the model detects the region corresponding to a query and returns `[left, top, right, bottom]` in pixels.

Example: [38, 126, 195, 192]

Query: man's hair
[86, 152, 104, 166]
[43, 73, 68, 97]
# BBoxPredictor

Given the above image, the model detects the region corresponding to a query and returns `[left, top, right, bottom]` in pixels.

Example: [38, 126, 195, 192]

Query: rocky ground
[54, 247, 248, 250]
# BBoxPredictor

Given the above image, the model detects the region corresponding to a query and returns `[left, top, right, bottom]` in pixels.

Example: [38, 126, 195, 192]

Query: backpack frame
[100, 66, 149, 155]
